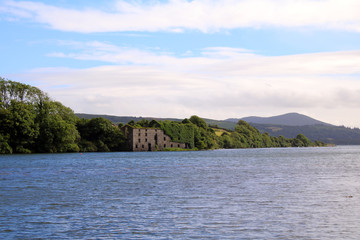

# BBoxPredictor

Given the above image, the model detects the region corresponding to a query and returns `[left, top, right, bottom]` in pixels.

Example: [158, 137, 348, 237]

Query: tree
[189, 115, 208, 129]
[7, 101, 39, 153]
[292, 134, 312, 147]
[0, 78, 80, 153]
[77, 118, 127, 152]
[0, 103, 12, 153]
[0, 78, 44, 153]
[221, 133, 233, 148]
[262, 132, 273, 148]
[35, 101, 80, 153]
[235, 120, 264, 148]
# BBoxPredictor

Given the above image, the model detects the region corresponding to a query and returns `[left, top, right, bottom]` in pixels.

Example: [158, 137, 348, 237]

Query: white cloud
[47, 40, 360, 75]
[11, 42, 360, 127]
[2, 0, 360, 33]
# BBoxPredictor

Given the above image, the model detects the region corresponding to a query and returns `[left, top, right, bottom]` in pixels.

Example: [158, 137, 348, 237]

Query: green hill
[227, 112, 331, 126]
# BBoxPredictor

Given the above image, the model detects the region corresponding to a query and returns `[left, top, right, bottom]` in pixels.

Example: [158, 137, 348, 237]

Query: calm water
[1, 146, 360, 239]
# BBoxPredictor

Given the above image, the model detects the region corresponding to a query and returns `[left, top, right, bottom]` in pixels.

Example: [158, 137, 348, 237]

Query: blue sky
[1, 0, 360, 127]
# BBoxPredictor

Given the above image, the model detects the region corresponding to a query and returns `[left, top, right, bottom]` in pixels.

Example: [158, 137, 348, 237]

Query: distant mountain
[212, 113, 360, 145]
[227, 112, 332, 126]
[251, 123, 360, 145]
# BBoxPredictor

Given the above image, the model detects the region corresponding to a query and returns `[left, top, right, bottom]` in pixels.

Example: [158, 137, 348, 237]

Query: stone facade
[122, 126, 187, 151]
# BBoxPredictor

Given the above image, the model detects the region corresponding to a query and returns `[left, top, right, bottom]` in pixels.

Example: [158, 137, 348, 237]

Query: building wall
[123, 127, 186, 151]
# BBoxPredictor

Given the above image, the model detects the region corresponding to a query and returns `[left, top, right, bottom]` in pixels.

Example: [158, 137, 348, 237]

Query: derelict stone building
[122, 126, 187, 151]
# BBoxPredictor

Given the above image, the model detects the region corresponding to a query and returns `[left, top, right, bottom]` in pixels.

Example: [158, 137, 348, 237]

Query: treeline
[218, 121, 325, 148]
[250, 123, 360, 145]
[0, 78, 324, 154]
[128, 116, 325, 150]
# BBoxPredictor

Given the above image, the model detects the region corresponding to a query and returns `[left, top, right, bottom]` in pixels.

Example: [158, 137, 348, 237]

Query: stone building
[122, 126, 187, 151]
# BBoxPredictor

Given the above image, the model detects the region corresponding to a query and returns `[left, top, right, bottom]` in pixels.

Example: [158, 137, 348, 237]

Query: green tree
[77, 118, 127, 152]
[0, 78, 44, 153]
[221, 133, 233, 148]
[262, 132, 273, 148]
[0, 103, 12, 153]
[235, 120, 264, 148]
[292, 134, 312, 147]
[1, 78, 81, 153]
[7, 101, 39, 153]
[0, 133, 12, 154]
[277, 135, 291, 147]
[35, 101, 80, 153]
[189, 115, 208, 129]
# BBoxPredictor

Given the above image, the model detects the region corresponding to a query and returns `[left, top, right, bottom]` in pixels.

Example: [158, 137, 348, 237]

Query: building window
[171, 144, 173, 148]
[164, 137, 166, 141]
[138, 139, 141, 143]
[135, 144, 138, 148]
[142, 145, 144, 148]
[145, 138, 147, 142]
[145, 133, 147, 136]
[178, 144, 180, 148]
[138, 133, 140, 136]
[164, 144, 166, 148]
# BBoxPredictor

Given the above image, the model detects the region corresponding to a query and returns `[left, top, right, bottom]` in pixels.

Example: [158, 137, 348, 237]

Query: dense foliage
[218, 120, 323, 148]
[1, 78, 324, 154]
[0, 78, 80, 153]
[160, 120, 195, 149]
[0, 78, 127, 153]
[77, 118, 128, 152]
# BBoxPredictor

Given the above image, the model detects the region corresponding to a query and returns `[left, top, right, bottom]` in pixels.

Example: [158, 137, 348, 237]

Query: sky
[1, 0, 360, 127]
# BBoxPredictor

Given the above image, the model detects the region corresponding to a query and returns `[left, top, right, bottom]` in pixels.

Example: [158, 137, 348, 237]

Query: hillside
[76, 113, 182, 124]
[251, 123, 360, 145]
[76, 113, 360, 145]
[227, 112, 331, 126]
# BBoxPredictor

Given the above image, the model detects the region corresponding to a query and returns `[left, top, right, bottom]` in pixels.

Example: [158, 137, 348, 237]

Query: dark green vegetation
[0, 78, 125, 154]
[1, 78, 324, 154]
[216, 121, 324, 148]
[0, 78, 81, 154]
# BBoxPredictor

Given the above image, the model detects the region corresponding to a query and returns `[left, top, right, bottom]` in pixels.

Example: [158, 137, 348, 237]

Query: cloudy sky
[1, 0, 360, 127]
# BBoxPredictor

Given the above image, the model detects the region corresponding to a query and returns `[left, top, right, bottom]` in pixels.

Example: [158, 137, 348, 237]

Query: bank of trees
[0, 78, 126, 153]
[77, 118, 127, 152]
[0, 78, 80, 153]
[0, 78, 324, 154]
[218, 120, 323, 148]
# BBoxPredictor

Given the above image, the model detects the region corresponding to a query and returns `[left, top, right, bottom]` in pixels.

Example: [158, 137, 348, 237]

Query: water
[1, 146, 360, 239]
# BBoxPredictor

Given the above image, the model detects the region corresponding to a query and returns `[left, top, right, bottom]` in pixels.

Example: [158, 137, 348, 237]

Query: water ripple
[1, 146, 360, 239]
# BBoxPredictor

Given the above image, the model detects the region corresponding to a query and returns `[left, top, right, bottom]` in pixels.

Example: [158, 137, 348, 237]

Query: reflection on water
[1, 146, 360, 239]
